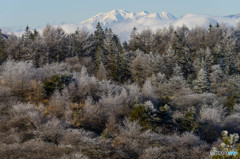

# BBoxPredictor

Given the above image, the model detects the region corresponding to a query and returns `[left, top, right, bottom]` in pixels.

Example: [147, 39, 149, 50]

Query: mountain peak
[137, 11, 149, 16]
[81, 10, 176, 25]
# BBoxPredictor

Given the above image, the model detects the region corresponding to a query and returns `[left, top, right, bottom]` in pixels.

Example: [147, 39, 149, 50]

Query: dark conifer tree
[94, 22, 106, 69]
[129, 27, 140, 51]
[0, 29, 6, 64]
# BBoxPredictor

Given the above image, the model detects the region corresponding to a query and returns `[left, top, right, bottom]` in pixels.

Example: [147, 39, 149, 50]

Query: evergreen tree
[70, 29, 96, 58]
[152, 54, 163, 74]
[120, 53, 132, 82]
[96, 62, 107, 81]
[193, 67, 210, 93]
[33, 29, 39, 37]
[22, 25, 32, 39]
[42, 25, 66, 64]
[131, 54, 146, 86]
[139, 29, 153, 53]
[204, 47, 214, 71]
[122, 41, 129, 52]
[172, 64, 184, 78]
[209, 23, 213, 32]
[129, 27, 140, 51]
[94, 22, 105, 45]
[168, 64, 190, 95]
[226, 75, 240, 112]
[210, 65, 226, 94]
[20, 26, 38, 62]
[171, 31, 185, 59]
[103, 29, 123, 81]
[175, 108, 199, 132]
[94, 22, 106, 69]
[0, 30, 6, 64]
[220, 31, 237, 75]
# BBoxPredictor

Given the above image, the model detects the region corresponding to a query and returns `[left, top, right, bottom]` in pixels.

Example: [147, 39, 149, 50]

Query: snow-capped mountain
[81, 10, 176, 26]
[77, 10, 238, 41]
[76, 10, 178, 40]
[2, 10, 240, 41]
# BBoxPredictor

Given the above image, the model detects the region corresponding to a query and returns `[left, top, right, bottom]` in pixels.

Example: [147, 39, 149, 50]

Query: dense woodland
[0, 22, 240, 159]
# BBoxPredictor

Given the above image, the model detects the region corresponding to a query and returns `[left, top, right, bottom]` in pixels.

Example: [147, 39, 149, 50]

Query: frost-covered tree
[0, 60, 35, 97]
[142, 79, 155, 99]
[139, 29, 153, 53]
[193, 67, 209, 94]
[42, 24, 66, 63]
[172, 64, 184, 78]
[69, 29, 96, 58]
[226, 75, 240, 111]
[210, 65, 227, 94]
[129, 27, 140, 51]
[103, 29, 123, 81]
[68, 67, 97, 102]
[96, 62, 107, 81]
[47, 90, 71, 121]
[130, 52, 152, 86]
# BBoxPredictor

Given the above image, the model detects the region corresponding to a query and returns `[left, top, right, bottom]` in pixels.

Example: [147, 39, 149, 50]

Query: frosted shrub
[96, 80, 122, 98]
[142, 79, 156, 99]
[199, 106, 222, 124]
[38, 118, 65, 145]
[199, 107, 223, 143]
[119, 118, 142, 138]
[139, 147, 162, 159]
[60, 128, 96, 146]
[222, 113, 240, 134]
[47, 90, 72, 122]
[163, 132, 208, 158]
[10, 103, 42, 126]
[0, 85, 12, 110]
[98, 87, 129, 118]
[68, 67, 97, 102]
[171, 93, 219, 111]
[37, 62, 70, 81]
[125, 83, 141, 105]
[61, 151, 89, 159]
[0, 60, 36, 96]
[233, 104, 240, 113]
[75, 97, 107, 133]
[130, 52, 152, 86]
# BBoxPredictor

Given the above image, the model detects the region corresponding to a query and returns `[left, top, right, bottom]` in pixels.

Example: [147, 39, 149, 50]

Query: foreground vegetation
[0, 22, 240, 158]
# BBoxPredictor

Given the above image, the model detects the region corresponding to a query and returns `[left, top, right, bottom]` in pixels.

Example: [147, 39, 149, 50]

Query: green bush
[42, 74, 73, 98]
[129, 104, 152, 130]
[175, 108, 199, 132]
[129, 103, 175, 132]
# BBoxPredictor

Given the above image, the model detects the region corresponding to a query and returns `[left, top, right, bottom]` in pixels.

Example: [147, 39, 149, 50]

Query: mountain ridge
[81, 10, 176, 26]
[2, 10, 240, 41]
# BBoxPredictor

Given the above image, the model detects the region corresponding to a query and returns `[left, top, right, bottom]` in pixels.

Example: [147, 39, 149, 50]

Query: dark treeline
[0, 22, 240, 158]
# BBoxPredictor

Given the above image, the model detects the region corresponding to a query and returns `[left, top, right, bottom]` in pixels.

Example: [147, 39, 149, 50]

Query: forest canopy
[0, 22, 240, 158]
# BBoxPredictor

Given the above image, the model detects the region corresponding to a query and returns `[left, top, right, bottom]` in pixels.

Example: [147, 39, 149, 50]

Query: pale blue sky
[0, 0, 239, 28]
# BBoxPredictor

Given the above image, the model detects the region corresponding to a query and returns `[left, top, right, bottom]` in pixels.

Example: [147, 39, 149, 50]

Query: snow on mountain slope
[78, 10, 240, 41]
[78, 10, 177, 40]
[2, 10, 240, 41]
[81, 10, 176, 26]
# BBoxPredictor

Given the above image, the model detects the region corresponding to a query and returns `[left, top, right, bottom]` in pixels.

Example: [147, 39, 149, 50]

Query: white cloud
[174, 14, 217, 29]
